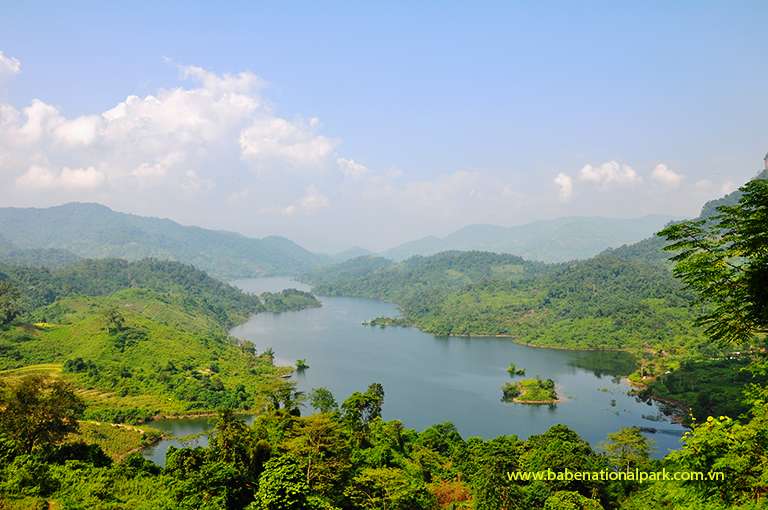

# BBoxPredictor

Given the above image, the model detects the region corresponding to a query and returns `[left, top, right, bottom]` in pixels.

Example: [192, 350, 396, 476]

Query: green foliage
[0, 258, 317, 419]
[507, 362, 526, 376]
[660, 178, 768, 345]
[602, 427, 652, 470]
[362, 316, 410, 327]
[308, 251, 705, 356]
[0, 279, 21, 327]
[255, 455, 312, 510]
[0, 258, 266, 327]
[341, 383, 384, 440]
[309, 387, 338, 414]
[0, 375, 85, 454]
[668, 410, 768, 505]
[502, 378, 557, 403]
[639, 357, 766, 422]
[261, 289, 321, 312]
[343, 466, 436, 510]
[543, 491, 604, 510]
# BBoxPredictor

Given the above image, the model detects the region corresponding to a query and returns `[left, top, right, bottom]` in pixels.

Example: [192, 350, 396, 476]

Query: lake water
[143, 276, 686, 464]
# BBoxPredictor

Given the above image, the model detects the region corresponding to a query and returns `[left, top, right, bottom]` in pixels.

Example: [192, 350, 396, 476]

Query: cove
[143, 276, 686, 465]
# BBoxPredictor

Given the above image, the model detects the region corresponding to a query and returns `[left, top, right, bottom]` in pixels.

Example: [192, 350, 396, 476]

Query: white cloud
[240, 117, 335, 167]
[578, 161, 642, 186]
[554, 172, 573, 201]
[694, 178, 736, 195]
[15, 165, 56, 189]
[282, 186, 330, 216]
[694, 179, 713, 192]
[651, 163, 683, 188]
[0, 62, 338, 203]
[337, 157, 368, 178]
[53, 116, 101, 146]
[720, 180, 736, 194]
[16, 165, 105, 190]
[0, 51, 21, 77]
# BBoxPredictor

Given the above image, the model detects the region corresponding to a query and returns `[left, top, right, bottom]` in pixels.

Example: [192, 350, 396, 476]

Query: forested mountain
[329, 246, 374, 263]
[0, 234, 81, 269]
[310, 251, 547, 303]
[0, 257, 320, 423]
[1, 176, 766, 510]
[699, 168, 767, 218]
[0, 203, 328, 277]
[0, 258, 266, 327]
[602, 168, 768, 265]
[308, 251, 704, 354]
[382, 215, 676, 262]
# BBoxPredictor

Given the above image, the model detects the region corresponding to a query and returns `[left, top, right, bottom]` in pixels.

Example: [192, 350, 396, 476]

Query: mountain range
[0, 203, 328, 278]
[381, 215, 677, 262]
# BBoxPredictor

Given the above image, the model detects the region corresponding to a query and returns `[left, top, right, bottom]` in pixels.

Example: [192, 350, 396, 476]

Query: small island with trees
[502, 377, 559, 404]
[506, 362, 526, 376]
[361, 316, 410, 328]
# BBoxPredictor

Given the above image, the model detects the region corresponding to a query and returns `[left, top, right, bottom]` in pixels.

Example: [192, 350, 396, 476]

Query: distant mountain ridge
[0, 203, 328, 277]
[603, 168, 768, 264]
[382, 215, 677, 263]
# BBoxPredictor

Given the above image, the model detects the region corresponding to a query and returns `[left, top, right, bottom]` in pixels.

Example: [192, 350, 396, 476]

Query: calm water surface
[143, 276, 686, 464]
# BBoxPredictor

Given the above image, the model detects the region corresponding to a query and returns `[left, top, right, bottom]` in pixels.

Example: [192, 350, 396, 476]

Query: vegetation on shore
[0, 258, 321, 423]
[502, 378, 558, 404]
[0, 172, 766, 509]
[362, 316, 410, 328]
[506, 362, 526, 376]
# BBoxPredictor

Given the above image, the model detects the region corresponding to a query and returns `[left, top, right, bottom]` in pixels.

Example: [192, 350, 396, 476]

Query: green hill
[0, 202, 327, 277]
[0, 258, 319, 422]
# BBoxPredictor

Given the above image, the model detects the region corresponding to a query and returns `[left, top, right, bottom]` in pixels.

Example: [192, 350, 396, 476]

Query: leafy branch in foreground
[660, 179, 768, 345]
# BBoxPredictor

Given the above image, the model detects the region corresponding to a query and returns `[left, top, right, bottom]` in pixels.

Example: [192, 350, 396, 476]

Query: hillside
[0, 203, 328, 277]
[308, 251, 704, 354]
[0, 290, 286, 422]
[309, 251, 547, 303]
[0, 234, 81, 268]
[382, 215, 676, 262]
[602, 168, 768, 265]
[0, 258, 320, 422]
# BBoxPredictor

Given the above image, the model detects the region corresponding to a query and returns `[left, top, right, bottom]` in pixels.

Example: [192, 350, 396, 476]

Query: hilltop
[0, 202, 328, 277]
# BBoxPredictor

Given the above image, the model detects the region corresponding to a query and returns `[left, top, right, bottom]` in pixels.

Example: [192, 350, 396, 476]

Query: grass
[0, 289, 290, 421]
[70, 421, 163, 461]
[502, 378, 558, 404]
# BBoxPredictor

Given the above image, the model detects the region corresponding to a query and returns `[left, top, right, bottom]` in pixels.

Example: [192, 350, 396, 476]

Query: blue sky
[0, 1, 766, 251]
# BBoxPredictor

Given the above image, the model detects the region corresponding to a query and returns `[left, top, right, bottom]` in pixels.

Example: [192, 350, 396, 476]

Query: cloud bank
[0, 50, 742, 251]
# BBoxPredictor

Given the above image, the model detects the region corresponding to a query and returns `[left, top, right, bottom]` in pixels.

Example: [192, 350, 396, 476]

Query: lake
[143, 276, 686, 464]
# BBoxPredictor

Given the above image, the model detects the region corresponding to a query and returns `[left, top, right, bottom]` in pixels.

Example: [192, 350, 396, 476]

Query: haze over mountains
[0, 203, 328, 277]
[4, 171, 763, 278]
[382, 215, 677, 263]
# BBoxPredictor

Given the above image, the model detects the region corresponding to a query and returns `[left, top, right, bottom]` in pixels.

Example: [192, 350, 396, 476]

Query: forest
[0, 178, 766, 509]
[304, 179, 768, 421]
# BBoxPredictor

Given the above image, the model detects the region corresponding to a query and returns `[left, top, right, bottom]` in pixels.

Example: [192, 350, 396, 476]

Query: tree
[668, 409, 768, 505]
[281, 413, 351, 500]
[255, 455, 312, 510]
[660, 179, 768, 344]
[0, 375, 85, 454]
[343, 467, 436, 510]
[602, 427, 652, 470]
[341, 383, 385, 443]
[543, 491, 604, 510]
[309, 387, 338, 414]
[104, 306, 125, 335]
[0, 279, 21, 327]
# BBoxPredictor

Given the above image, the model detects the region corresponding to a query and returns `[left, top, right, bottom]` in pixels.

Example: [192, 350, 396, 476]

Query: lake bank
[144, 277, 687, 465]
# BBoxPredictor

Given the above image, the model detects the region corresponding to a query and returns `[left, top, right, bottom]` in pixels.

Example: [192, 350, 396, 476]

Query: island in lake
[362, 316, 410, 327]
[502, 377, 559, 404]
